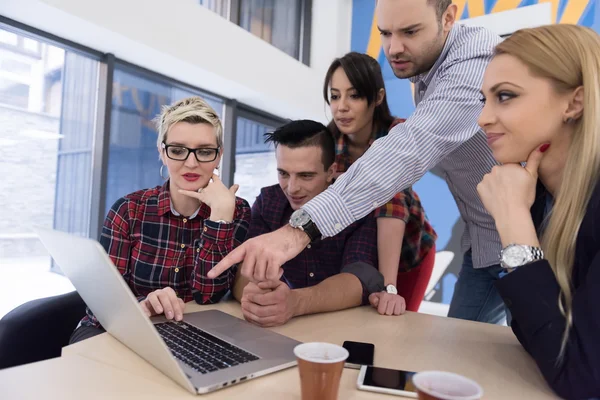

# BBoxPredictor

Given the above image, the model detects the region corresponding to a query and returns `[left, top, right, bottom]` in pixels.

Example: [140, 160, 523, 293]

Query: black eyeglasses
[161, 142, 220, 163]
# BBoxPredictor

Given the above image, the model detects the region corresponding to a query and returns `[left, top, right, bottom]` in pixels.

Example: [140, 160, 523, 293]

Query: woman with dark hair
[324, 52, 437, 315]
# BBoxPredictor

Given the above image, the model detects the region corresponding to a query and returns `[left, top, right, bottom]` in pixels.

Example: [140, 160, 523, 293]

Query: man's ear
[327, 162, 338, 183]
[443, 4, 457, 32]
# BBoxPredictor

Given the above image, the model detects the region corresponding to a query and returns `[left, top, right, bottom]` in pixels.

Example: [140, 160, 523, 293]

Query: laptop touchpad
[212, 325, 265, 343]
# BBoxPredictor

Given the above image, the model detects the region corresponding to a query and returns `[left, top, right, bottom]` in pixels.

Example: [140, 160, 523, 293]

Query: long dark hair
[323, 52, 395, 139]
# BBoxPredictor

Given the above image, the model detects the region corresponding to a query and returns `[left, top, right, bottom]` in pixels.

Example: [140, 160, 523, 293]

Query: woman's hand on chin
[477, 144, 548, 247]
[178, 173, 238, 222]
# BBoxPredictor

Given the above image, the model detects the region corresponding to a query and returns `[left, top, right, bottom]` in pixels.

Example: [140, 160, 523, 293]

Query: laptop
[36, 227, 300, 394]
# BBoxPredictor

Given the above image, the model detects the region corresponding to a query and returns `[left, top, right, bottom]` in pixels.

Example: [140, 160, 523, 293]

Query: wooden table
[0, 301, 558, 399]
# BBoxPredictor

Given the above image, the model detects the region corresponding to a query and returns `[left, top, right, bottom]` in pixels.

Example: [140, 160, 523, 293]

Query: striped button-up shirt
[303, 24, 502, 269]
[335, 118, 437, 272]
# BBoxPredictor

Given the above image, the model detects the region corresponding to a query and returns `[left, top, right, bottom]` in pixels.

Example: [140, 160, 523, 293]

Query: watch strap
[302, 220, 322, 243]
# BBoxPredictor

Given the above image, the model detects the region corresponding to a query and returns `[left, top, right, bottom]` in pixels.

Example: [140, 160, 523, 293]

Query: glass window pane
[0, 77, 29, 108]
[233, 116, 278, 206]
[0, 25, 100, 317]
[199, 0, 230, 18]
[106, 67, 224, 216]
[239, 0, 301, 59]
[23, 37, 40, 53]
[271, 0, 300, 58]
[0, 29, 18, 46]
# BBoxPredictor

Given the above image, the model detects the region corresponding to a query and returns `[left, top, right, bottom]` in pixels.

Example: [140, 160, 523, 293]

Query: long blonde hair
[495, 25, 600, 357]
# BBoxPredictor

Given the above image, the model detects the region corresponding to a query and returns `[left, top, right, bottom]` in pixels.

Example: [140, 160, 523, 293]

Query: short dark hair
[323, 52, 395, 139]
[429, 0, 451, 20]
[264, 120, 335, 169]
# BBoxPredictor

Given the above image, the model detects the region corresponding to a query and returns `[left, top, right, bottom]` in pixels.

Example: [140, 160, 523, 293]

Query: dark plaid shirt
[335, 118, 437, 271]
[81, 182, 251, 328]
[249, 185, 381, 302]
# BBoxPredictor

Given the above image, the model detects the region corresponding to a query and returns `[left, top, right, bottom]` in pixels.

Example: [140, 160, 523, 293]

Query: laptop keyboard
[155, 321, 260, 374]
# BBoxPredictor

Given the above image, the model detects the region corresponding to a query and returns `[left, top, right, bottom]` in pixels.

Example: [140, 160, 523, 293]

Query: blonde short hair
[155, 96, 223, 149]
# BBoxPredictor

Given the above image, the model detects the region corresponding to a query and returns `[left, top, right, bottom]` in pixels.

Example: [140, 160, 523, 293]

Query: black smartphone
[342, 340, 375, 369]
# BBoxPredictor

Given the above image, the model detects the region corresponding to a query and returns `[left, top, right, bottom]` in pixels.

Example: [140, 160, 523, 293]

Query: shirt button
[183, 218, 187, 223]
[334, 223, 342, 230]
[372, 202, 378, 208]
[174, 268, 180, 273]
[309, 272, 314, 278]
[180, 244, 185, 249]
[307, 244, 311, 249]
[196, 248, 200, 253]
[203, 227, 208, 232]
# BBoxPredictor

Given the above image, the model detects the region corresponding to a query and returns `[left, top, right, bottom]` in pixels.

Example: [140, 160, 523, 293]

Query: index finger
[164, 289, 184, 320]
[524, 143, 548, 177]
[209, 245, 246, 278]
[178, 189, 203, 201]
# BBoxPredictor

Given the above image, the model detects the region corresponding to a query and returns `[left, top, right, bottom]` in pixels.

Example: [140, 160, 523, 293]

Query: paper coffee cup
[294, 342, 349, 400]
[412, 371, 483, 400]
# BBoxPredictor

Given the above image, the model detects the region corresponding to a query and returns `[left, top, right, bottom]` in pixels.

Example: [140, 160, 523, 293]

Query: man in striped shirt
[213, 0, 506, 324]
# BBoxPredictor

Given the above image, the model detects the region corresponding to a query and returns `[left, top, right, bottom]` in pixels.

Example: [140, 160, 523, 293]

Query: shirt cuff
[193, 288, 229, 305]
[202, 219, 235, 244]
[495, 260, 562, 338]
[341, 261, 384, 304]
[302, 188, 355, 238]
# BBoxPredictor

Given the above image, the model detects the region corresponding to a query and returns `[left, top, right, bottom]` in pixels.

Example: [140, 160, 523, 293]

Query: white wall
[0, 0, 353, 122]
[457, 3, 552, 36]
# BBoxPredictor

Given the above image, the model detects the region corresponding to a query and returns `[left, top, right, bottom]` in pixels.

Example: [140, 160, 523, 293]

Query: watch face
[290, 209, 311, 227]
[386, 285, 398, 295]
[503, 245, 530, 268]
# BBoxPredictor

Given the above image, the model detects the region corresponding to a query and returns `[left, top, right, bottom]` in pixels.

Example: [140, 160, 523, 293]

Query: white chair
[417, 251, 455, 316]
[424, 251, 454, 301]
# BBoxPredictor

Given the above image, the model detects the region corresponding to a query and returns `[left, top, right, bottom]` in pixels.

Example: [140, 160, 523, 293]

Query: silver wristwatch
[289, 209, 322, 243]
[500, 244, 544, 269]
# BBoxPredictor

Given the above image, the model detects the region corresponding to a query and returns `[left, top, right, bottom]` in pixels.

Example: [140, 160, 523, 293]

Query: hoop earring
[159, 165, 169, 180]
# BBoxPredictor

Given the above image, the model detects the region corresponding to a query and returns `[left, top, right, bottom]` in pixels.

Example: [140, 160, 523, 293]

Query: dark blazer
[495, 181, 600, 400]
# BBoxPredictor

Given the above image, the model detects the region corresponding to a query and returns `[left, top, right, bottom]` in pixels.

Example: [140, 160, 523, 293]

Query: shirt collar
[408, 24, 459, 88]
[170, 202, 201, 219]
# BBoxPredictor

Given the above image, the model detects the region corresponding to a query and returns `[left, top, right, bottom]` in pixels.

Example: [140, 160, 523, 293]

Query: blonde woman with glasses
[477, 25, 600, 399]
[70, 96, 250, 343]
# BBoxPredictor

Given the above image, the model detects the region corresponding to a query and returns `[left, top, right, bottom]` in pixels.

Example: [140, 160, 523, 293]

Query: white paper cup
[293, 342, 349, 363]
[412, 371, 483, 400]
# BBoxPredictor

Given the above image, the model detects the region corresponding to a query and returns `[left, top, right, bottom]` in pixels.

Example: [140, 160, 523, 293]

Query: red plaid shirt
[249, 185, 379, 303]
[81, 182, 251, 328]
[335, 118, 437, 272]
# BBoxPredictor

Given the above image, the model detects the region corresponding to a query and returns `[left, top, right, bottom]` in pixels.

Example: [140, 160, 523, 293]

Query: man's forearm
[292, 273, 363, 317]
[377, 218, 406, 285]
